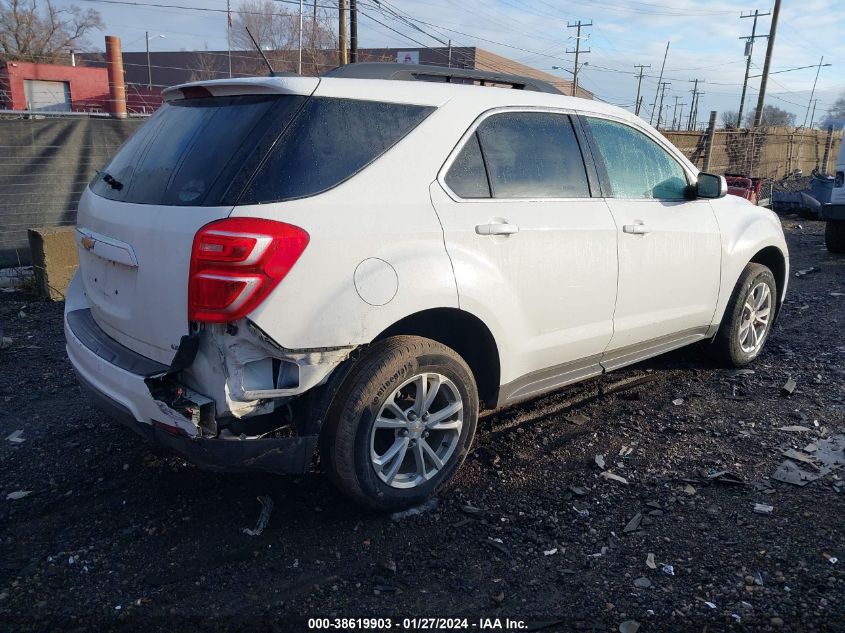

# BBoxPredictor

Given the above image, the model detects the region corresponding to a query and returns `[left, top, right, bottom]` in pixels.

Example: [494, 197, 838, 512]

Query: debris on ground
[600, 471, 628, 485]
[0, 336, 12, 350]
[794, 267, 820, 277]
[646, 553, 656, 569]
[753, 503, 774, 514]
[781, 377, 797, 396]
[6, 490, 31, 500]
[5, 430, 25, 443]
[241, 495, 274, 536]
[771, 435, 845, 486]
[618, 620, 640, 633]
[623, 512, 642, 533]
[390, 498, 438, 521]
[595, 454, 606, 469]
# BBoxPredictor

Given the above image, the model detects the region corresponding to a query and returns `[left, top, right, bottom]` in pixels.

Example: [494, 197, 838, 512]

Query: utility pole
[672, 95, 681, 129]
[688, 79, 704, 130]
[634, 64, 650, 116]
[349, 0, 358, 63]
[649, 42, 670, 126]
[809, 99, 818, 129]
[566, 20, 592, 97]
[737, 9, 770, 128]
[803, 56, 831, 127]
[338, 0, 348, 66]
[145, 31, 152, 88]
[298, 0, 303, 74]
[656, 81, 670, 129]
[752, 0, 781, 127]
[677, 102, 686, 130]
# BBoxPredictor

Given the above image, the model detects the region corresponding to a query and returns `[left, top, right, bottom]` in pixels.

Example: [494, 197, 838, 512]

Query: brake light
[189, 218, 309, 323]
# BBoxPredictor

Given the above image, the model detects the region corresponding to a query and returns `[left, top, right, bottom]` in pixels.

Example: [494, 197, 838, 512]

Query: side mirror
[697, 172, 727, 199]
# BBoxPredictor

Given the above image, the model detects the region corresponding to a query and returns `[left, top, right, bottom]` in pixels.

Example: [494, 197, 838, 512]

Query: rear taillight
[189, 218, 309, 323]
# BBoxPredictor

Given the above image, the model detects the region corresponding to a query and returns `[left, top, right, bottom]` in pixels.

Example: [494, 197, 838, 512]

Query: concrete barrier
[27, 227, 78, 301]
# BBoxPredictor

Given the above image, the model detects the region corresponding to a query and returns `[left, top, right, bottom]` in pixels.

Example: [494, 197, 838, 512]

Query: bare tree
[231, 0, 336, 75]
[190, 49, 224, 82]
[720, 110, 740, 129]
[745, 104, 796, 128]
[0, 0, 103, 64]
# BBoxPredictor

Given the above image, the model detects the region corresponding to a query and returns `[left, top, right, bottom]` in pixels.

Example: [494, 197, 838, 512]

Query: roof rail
[322, 62, 563, 95]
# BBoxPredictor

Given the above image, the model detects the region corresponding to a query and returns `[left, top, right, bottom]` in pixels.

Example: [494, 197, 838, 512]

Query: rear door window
[475, 111, 590, 199]
[91, 95, 305, 206]
[240, 98, 433, 203]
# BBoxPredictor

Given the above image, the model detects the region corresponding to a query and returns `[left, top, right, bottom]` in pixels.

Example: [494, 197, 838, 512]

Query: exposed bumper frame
[66, 307, 318, 475]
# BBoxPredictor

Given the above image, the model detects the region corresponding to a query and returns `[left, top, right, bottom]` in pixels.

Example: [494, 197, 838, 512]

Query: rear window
[91, 95, 305, 206]
[91, 95, 433, 207]
[239, 98, 433, 204]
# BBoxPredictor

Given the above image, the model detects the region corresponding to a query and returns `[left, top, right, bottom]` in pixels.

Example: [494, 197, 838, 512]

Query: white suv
[65, 66, 788, 510]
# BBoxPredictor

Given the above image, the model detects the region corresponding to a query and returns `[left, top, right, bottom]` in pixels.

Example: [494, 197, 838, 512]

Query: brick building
[0, 60, 162, 114]
[79, 46, 592, 100]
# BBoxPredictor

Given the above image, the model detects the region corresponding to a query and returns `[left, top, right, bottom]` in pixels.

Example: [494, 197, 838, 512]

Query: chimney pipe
[105, 35, 127, 119]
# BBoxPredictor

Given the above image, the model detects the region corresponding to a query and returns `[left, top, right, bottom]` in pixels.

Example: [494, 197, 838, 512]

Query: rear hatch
[77, 80, 316, 364]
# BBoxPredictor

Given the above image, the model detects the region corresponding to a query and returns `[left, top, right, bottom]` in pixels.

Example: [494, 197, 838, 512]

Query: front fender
[711, 200, 789, 328]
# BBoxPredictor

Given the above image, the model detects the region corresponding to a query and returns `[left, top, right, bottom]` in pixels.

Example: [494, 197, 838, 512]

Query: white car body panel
[75, 189, 233, 365]
[64, 74, 789, 440]
[602, 197, 722, 351]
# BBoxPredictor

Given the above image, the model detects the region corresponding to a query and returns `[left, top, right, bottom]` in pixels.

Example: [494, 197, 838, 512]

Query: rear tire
[826, 220, 845, 253]
[709, 263, 777, 367]
[321, 336, 478, 511]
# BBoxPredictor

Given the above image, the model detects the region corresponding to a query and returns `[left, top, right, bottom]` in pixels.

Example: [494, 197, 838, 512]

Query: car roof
[162, 75, 640, 125]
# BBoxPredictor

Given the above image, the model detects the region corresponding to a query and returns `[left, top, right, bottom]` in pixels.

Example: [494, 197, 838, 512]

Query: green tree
[0, 0, 103, 64]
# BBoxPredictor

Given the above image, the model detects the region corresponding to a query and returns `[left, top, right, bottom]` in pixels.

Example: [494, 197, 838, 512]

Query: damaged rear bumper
[65, 306, 320, 475]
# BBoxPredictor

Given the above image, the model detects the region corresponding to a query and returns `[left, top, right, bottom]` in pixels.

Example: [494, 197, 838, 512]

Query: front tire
[321, 336, 479, 511]
[710, 263, 777, 367]
[826, 220, 845, 253]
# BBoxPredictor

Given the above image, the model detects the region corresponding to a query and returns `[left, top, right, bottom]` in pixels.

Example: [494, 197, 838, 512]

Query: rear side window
[444, 133, 490, 198]
[91, 95, 304, 206]
[240, 98, 433, 203]
[474, 112, 590, 199]
[584, 117, 688, 200]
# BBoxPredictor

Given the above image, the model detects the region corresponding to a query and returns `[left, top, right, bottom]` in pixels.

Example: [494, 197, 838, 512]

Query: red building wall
[1, 61, 121, 112]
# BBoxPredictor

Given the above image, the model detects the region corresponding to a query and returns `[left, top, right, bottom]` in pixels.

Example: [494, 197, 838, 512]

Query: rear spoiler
[162, 77, 320, 101]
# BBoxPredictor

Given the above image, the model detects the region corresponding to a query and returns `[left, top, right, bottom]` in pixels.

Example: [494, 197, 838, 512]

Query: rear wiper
[99, 170, 123, 191]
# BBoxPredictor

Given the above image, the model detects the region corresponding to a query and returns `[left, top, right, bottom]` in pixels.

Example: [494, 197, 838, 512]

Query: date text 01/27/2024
[307, 618, 530, 630]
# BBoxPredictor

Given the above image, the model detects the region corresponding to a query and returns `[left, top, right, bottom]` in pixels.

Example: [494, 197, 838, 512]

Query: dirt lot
[1, 218, 843, 632]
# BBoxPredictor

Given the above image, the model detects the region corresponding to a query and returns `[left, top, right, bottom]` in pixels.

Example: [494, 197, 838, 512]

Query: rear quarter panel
[232, 103, 472, 350]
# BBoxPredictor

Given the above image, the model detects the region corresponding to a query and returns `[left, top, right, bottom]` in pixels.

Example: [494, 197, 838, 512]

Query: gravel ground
[1, 218, 843, 632]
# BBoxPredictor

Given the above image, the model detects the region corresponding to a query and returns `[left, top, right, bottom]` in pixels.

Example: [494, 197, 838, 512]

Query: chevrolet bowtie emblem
[81, 236, 96, 250]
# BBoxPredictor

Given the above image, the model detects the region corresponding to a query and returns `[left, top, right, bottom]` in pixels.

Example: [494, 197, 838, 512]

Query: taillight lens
[189, 218, 309, 323]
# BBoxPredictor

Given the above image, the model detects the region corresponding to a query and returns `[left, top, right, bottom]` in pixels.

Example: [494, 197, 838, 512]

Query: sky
[59, 0, 845, 127]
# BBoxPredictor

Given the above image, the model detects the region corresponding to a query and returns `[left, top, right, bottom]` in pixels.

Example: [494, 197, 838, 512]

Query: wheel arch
[373, 308, 501, 409]
[749, 245, 787, 318]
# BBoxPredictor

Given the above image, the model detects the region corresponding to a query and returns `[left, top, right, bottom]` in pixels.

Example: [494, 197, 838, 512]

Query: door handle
[476, 222, 520, 236]
[622, 223, 651, 235]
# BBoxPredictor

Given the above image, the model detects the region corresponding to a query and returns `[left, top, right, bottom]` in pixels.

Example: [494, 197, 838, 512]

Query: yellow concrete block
[27, 227, 78, 301]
